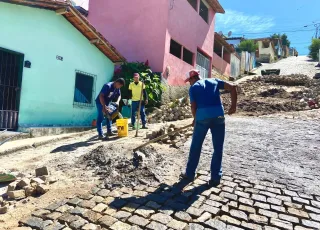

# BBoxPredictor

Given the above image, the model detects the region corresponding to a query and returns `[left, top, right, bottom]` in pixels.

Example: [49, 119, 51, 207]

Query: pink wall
[212, 52, 230, 76]
[89, 0, 217, 85]
[224, 52, 231, 63]
[163, 31, 195, 85]
[163, 0, 216, 85]
[88, 0, 168, 72]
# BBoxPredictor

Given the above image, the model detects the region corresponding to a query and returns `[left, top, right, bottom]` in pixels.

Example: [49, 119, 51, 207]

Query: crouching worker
[96, 78, 125, 139]
[181, 69, 237, 187]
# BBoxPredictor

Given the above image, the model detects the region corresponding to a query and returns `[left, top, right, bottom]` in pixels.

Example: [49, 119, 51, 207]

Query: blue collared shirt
[95, 82, 121, 105]
[189, 78, 225, 121]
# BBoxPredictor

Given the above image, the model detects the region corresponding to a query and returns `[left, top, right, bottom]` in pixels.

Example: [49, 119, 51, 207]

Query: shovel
[135, 82, 145, 137]
[133, 123, 193, 153]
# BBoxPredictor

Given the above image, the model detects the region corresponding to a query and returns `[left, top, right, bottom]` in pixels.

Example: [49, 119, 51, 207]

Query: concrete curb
[0, 144, 32, 156]
[0, 129, 95, 157]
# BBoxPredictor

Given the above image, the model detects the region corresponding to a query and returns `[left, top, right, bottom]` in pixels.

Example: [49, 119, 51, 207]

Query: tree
[271, 33, 291, 47]
[236, 40, 258, 53]
[113, 62, 165, 107]
[271, 33, 281, 39]
[281, 34, 291, 47]
[309, 38, 320, 60]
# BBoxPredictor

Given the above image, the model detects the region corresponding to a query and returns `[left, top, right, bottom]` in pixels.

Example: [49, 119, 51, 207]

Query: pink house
[212, 32, 235, 77]
[88, 0, 225, 86]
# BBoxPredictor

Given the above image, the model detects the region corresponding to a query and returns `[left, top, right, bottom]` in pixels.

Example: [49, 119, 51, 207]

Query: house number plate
[56, 55, 63, 61]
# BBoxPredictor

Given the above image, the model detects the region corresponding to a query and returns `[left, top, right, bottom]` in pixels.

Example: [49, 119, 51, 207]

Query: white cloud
[216, 9, 275, 35]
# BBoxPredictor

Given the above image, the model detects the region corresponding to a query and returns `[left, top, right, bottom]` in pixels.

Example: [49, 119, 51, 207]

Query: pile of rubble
[0, 167, 57, 215]
[149, 74, 320, 118]
[80, 145, 160, 189]
[260, 74, 320, 109]
[148, 97, 193, 124]
[222, 74, 320, 116]
[251, 74, 312, 86]
[146, 124, 193, 148]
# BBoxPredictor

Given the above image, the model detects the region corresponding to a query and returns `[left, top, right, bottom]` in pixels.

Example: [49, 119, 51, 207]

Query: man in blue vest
[181, 69, 237, 187]
[95, 78, 125, 139]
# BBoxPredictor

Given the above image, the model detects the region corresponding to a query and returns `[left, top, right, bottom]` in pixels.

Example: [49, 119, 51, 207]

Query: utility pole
[316, 23, 320, 39]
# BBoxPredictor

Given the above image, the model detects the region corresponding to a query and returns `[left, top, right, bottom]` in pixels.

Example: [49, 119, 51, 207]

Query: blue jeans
[96, 102, 112, 136]
[131, 101, 146, 126]
[186, 117, 225, 181]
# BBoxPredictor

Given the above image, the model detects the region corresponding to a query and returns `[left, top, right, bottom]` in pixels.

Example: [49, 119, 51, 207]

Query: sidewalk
[0, 130, 95, 156]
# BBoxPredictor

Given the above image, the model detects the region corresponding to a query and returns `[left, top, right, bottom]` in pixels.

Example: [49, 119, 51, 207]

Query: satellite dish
[218, 31, 223, 36]
[228, 31, 232, 37]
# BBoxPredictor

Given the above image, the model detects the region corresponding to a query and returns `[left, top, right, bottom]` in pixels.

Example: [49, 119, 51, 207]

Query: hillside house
[212, 32, 241, 78]
[0, 0, 124, 130]
[254, 38, 277, 63]
[88, 0, 225, 98]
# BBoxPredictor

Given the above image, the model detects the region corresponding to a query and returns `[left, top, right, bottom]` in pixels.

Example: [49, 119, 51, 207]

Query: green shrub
[309, 39, 320, 61]
[113, 62, 165, 107]
[236, 40, 258, 53]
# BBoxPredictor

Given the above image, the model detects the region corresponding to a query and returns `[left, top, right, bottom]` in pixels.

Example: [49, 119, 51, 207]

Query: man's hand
[102, 105, 107, 115]
[224, 82, 237, 116]
[106, 106, 113, 113]
[145, 100, 148, 105]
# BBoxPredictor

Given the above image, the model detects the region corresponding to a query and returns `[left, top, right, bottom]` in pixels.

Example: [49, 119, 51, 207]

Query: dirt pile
[148, 97, 193, 123]
[259, 88, 288, 97]
[222, 74, 320, 116]
[146, 124, 193, 148]
[149, 75, 320, 118]
[80, 145, 161, 189]
[254, 74, 312, 86]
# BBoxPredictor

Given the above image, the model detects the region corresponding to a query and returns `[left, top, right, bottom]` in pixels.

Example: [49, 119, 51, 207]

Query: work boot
[142, 125, 148, 129]
[98, 134, 108, 140]
[178, 173, 194, 188]
[208, 179, 221, 187]
[107, 131, 116, 137]
[179, 173, 194, 183]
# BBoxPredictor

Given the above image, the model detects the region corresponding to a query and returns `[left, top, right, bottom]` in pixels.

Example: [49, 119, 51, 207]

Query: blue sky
[215, 0, 320, 55]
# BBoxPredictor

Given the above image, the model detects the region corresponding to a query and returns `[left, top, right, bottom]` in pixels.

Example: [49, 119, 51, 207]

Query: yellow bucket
[116, 119, 129, 137]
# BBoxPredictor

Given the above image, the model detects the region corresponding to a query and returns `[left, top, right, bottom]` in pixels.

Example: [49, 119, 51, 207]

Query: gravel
[254, 56, 320, 78]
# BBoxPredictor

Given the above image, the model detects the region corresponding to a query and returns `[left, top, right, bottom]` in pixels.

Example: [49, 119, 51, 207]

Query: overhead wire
[231, 28, 314, 36]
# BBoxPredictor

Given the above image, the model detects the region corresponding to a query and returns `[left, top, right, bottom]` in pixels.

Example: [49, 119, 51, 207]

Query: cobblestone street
[190, 117, 320, 195]
[18, 171, 320, 230]
[16, 116, 320, 230]
[254, 56, 320, 78]
[1, 0, 320, 228]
